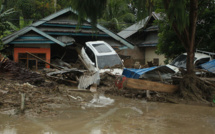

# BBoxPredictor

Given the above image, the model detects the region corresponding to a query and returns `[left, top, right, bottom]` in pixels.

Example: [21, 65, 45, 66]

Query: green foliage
[196, 1, 215, 52]
[156, 0, 215, 60]
[135, 0, 156, 20]
[156, 18, 185, 61]
[70, 0, 107, 27]
[0, 8, 15, 50]
[99, 0, 135, 32]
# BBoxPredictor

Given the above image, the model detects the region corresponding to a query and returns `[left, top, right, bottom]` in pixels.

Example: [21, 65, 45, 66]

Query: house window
[18, 53, 46, 70]
[153, 58, 159, 66]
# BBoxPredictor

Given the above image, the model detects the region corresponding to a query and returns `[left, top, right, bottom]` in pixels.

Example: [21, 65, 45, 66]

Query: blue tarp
[122, 66, 157, 79]
[200, 59, 215, 73]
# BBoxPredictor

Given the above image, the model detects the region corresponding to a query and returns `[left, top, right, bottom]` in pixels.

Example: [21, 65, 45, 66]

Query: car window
[170, 54, 198, 68]
[170, 55, 187, 68]
[92, 43, 112, 53]
[97, 54, 122, 69]
[85, 46, 96, 66]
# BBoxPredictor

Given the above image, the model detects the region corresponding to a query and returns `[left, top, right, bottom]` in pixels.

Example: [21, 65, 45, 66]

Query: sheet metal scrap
[46, 68, 85, 84]
[78, 71, 100, 89]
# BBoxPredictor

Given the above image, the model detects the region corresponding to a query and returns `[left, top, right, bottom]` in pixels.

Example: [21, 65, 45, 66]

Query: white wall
[145, 47, 166, 65]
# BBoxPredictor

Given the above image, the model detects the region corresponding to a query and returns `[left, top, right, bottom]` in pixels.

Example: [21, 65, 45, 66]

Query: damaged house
[2, 7, 134, 70]
[118, 12, 166, 66]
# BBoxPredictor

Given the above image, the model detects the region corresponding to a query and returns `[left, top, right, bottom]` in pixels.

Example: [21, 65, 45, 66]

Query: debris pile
[0, 57, 44, 85]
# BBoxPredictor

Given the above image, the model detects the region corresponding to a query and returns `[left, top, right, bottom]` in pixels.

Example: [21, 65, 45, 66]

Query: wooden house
[118, 12, 166, 66]
[2, 7, 134, 70]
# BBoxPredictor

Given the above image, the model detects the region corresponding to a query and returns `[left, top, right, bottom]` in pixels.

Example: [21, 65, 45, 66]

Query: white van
[80, 41, 123, 75]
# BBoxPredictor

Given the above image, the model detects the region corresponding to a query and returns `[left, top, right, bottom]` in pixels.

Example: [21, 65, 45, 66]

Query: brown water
[0, 95, 215, 134]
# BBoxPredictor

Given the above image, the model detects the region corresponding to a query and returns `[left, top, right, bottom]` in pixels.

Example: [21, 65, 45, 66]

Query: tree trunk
[186, 0, 198, 75]
[186, 46, 195, 74]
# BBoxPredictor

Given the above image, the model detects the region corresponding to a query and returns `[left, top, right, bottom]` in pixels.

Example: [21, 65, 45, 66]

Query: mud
[0, 58, 215, 118]
[0, 96, 215, 134]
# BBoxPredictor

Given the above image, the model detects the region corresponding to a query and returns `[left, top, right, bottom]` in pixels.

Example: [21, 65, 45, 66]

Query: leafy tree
[196, 0, 215, 52]
[156, 19, 185, 63]
[99, 0, 135, 32]
[0, 0, 15, 50]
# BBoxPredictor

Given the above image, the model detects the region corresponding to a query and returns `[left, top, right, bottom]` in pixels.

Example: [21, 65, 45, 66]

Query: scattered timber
[26, 52, 77, 83]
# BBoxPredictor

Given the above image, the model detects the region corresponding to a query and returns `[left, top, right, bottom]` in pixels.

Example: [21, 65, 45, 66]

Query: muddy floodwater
[0, 94, 215, 134]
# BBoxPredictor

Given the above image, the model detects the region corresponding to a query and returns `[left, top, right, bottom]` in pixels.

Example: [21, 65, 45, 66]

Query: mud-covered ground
[0, 59, 214, 117]
[1, 70, 215, 116]
[0, 72, 98, 116]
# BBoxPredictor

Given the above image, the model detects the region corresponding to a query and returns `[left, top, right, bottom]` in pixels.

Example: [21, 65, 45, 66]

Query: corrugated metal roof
[200, 59, 215, 73]
[144, 25, 159, 32]
[3, 27, 67, 47]
[117, 17, 149, 39]
[3, 7, 134, 49]
[117, 12, 163, 39]
[152, 12, 164, 20]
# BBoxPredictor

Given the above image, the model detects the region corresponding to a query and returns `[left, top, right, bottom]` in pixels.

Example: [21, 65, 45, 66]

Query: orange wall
[14, 48, 51, 68]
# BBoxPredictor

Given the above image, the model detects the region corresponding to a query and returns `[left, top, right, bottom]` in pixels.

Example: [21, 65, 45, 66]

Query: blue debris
[200, 59, 215, 74]
[122, 66, 157, 79]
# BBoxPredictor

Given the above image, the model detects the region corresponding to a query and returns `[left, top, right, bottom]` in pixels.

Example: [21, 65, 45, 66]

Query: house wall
[145, 47, 166, 65]
[118, 46, 145, 67]
[14, 47, 51, 68]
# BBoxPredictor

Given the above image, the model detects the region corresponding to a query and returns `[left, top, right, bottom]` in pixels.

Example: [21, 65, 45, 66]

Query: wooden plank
[124, 78, 178, 93]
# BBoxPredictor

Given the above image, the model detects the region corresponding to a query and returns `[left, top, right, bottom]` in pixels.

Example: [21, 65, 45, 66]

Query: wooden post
[20, 93, 25, 113]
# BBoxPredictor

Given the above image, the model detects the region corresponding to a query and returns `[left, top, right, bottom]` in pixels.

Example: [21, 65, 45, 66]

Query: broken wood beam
[26, 52, 76, 81]
[26, 52, 62, 70]
[47, 75, 78, 84]
[124, 78, 178, 93]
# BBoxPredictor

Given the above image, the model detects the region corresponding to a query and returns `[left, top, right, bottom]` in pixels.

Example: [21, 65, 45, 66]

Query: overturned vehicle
[80, 41, 124, 74]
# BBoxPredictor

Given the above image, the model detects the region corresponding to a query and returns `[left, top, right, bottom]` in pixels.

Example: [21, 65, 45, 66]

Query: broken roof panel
[117, 12, 164, 39]
[117, 16, 149, 39]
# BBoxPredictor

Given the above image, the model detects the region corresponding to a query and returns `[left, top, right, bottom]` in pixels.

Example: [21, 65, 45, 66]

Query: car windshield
[170, 55, 187, 68]
[170, 54, 197, 68]
[97, 54, 122, 69]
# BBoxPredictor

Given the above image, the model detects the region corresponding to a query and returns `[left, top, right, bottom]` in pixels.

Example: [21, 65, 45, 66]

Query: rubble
[1, 48, 215, 117]
[0, 56, 44, 85]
